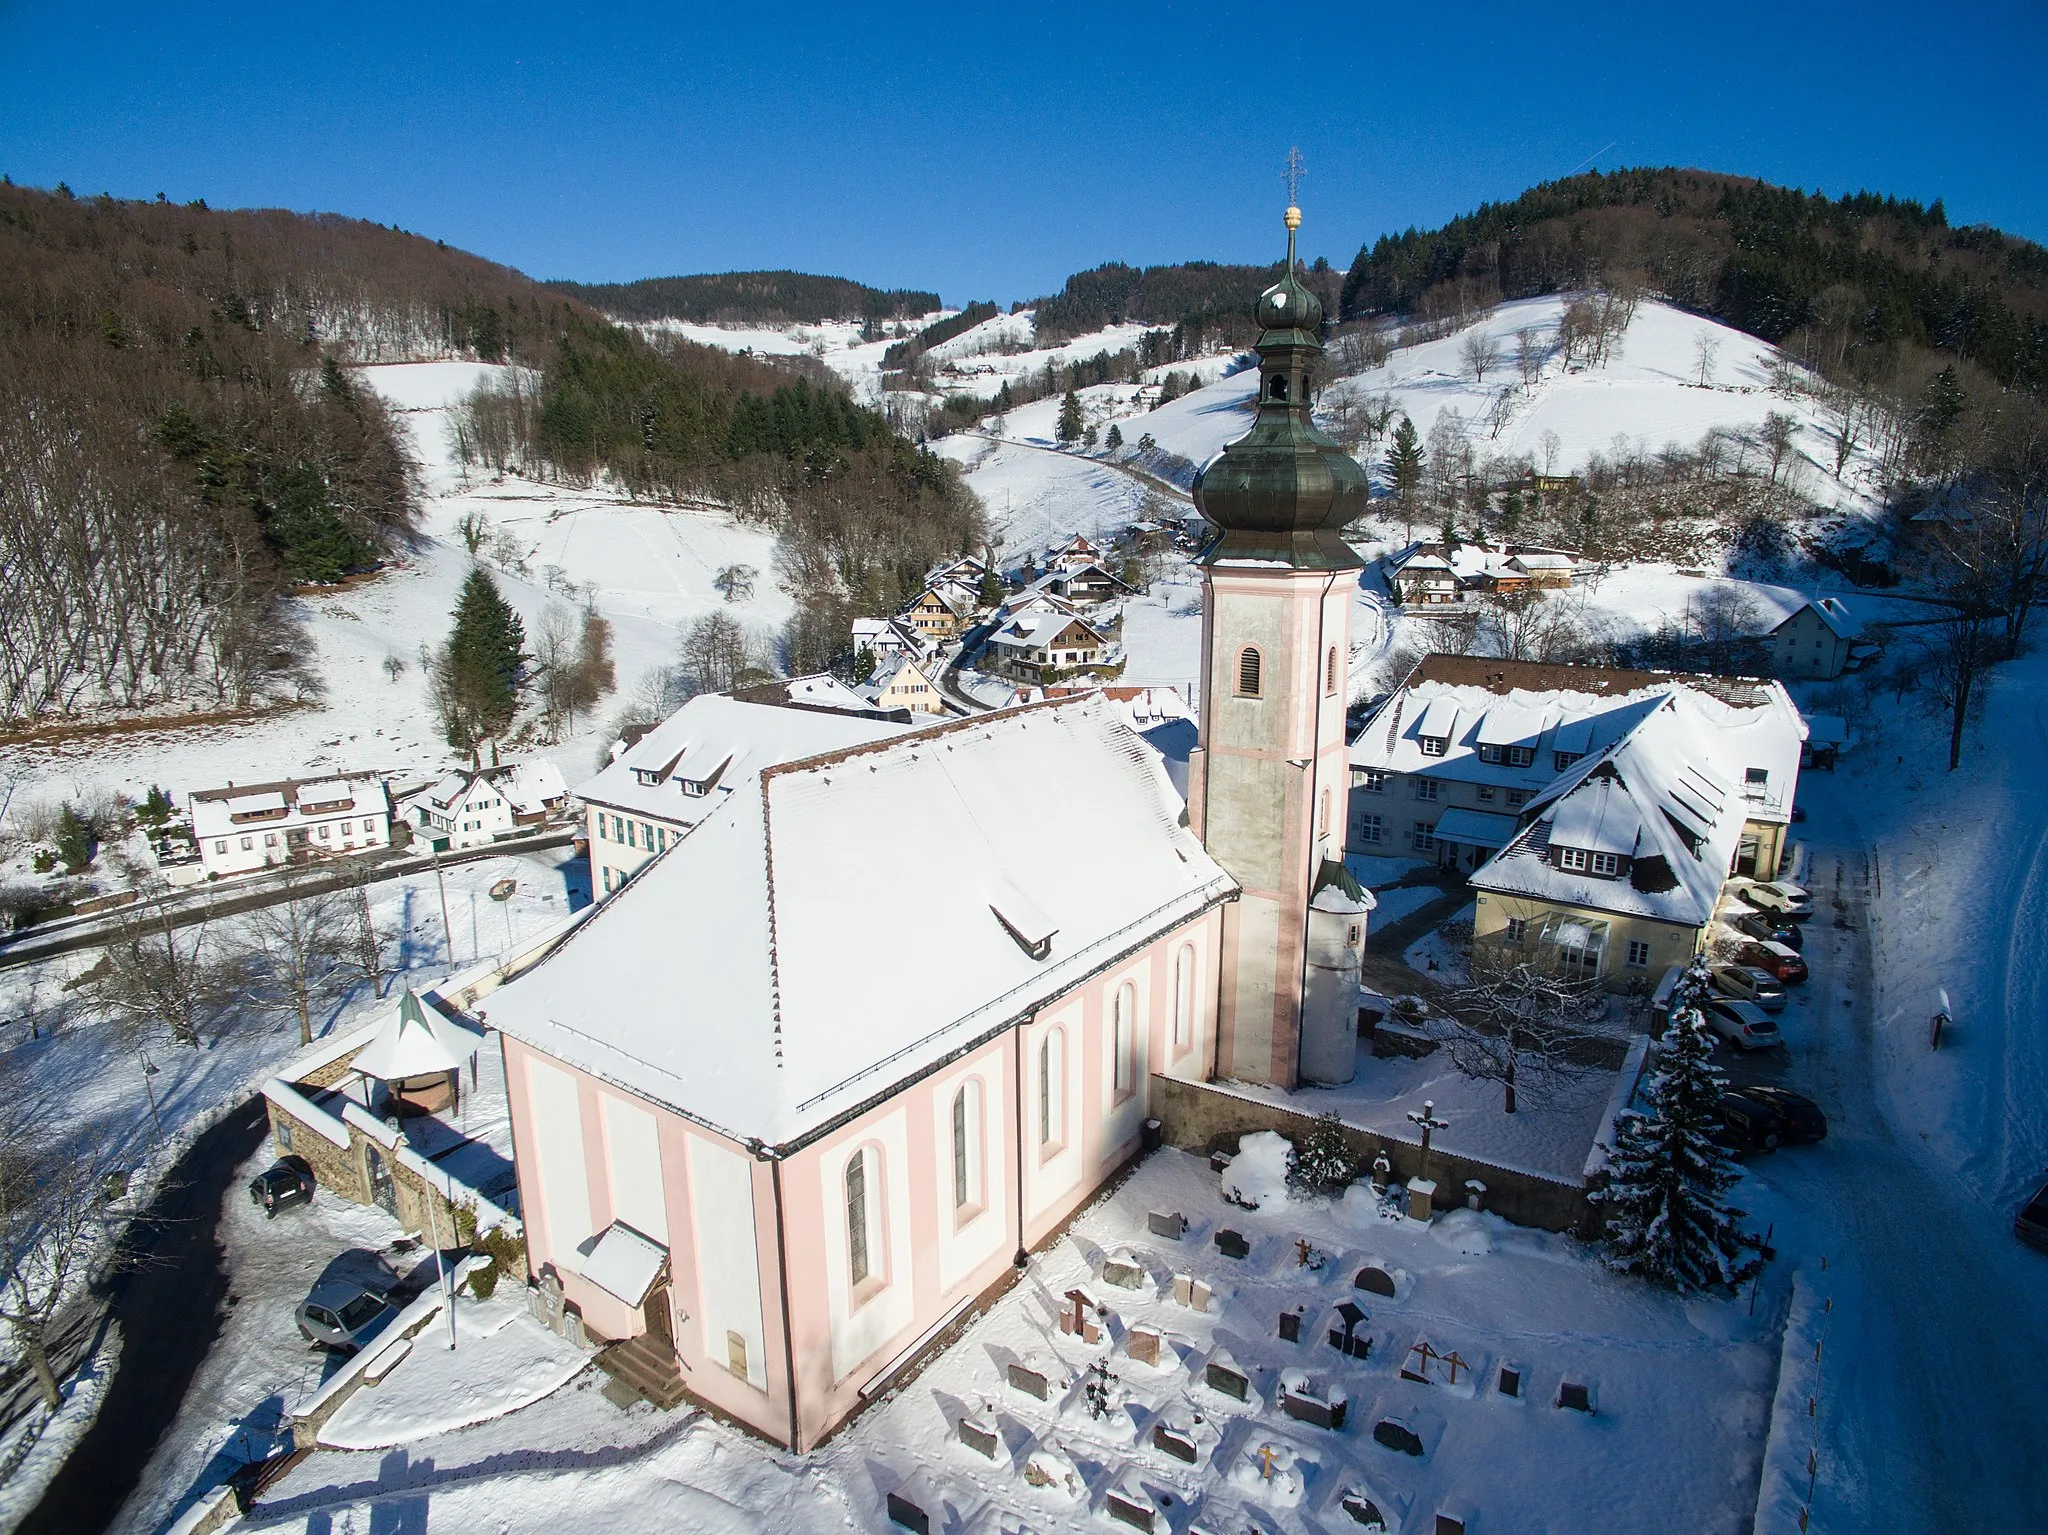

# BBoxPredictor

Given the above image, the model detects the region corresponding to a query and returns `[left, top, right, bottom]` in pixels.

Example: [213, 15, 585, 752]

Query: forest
[547, 269, 939, 325]
[1031, 257, 1342, 348]
[1339, 167, 2048, 394]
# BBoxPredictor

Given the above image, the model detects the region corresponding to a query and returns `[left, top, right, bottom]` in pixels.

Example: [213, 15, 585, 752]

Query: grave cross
[1407, 1099, 1450, 1183]
[1442, 1350, 1470, 1386]
[1258, 1441, 1280, 1481]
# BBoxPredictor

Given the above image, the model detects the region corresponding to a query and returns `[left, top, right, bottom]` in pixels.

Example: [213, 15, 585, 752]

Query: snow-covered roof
[859, 653, 930, 700]
[990, 609, 1104, 651]
[491, 758, 568, 816]
[580, 1221, 667, 1307]
[190, 775, 387, 838]
[1472, 680, 1805, 928]
[352, 990, 481, 1081]
[1431, 808, 1519, 849]
[1778, 597, 1862, 641]
[490, 695, 1235, 1148]
[1508, 551, 1575, 570]
[779, 673, 879, 712]
[577, 693, 916, 825]
[1413, 697, 1462, 742]
[1473, 702, 1547, 749]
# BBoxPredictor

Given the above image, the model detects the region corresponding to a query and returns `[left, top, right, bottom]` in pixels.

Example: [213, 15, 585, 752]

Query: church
[485, 202, 1374, 1450]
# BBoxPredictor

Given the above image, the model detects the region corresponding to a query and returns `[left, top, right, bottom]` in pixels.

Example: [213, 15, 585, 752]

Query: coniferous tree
[1056, 390, 1084, 444]
[1385, 415, 1425, 532]
[1106, 423, 1124, 452]
[434, 567, 525, 757]
[54, 805, 92, 872]
[1597, 964, 1764, 1294]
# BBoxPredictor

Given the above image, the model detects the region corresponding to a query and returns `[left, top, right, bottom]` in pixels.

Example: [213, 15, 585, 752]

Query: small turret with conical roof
[1192, 202, 1369, 569]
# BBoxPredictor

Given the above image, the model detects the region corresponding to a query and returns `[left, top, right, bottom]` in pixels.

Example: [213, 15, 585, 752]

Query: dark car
[1738, 1086, 1827, 1144]
[2017, 1177, 2048, 1253]
[1715, 1092, 1789, 1153]
[248, 1156, 315, 1218]
[1734, 939, 1809, 985]
[1731, 911, 1804, 953]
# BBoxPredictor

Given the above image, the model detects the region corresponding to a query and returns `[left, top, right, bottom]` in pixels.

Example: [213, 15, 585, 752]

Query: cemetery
[855, 1135, 1777, 1535]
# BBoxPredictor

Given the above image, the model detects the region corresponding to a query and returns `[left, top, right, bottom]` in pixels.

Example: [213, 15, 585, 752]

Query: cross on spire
[1282, 146, 1307, 207]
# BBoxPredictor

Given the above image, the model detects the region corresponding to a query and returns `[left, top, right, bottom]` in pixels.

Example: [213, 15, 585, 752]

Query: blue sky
[2, 1, 2041, 304]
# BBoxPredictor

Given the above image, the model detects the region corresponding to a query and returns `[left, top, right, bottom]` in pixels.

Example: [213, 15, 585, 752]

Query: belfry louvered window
[1236, 647, 1262, 698]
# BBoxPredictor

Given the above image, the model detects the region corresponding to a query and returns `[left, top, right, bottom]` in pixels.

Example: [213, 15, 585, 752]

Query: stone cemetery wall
[1146, 1074, 1593, 1235]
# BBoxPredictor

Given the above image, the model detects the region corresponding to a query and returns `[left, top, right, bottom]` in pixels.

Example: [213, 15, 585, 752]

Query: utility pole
[431, 843, 454, 967]
[137, 1050, 164, 1148]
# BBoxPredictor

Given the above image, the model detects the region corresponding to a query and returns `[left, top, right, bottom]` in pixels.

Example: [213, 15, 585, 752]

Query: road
[0, 828, 576, 974]
[1723, 813, 2048, 1526]
[956, 429, 1196, 508]
[17, 1097, 271, 1535]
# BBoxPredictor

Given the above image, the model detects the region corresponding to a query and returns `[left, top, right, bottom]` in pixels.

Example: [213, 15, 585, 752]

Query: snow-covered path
[1739, 683, 2048, 1528]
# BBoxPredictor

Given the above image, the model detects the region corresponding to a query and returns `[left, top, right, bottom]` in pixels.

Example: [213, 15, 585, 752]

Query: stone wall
[266, 1099, 369, 1204]
[1146, 1074, 1594, 1236]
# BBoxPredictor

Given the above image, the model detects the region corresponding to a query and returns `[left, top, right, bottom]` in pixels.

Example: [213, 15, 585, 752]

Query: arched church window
[1319, 786, 1331, 840]
[1112, 981, 1136, 1101]
[845, 1148, 872, 1287]
[951, 1079, 983, 1213]
[1172, 945, 1195, 1050]
[1325, 645, 1340, 696]
[1039, 1028, 1066, 1150]
[1236, 647, 1262, 698]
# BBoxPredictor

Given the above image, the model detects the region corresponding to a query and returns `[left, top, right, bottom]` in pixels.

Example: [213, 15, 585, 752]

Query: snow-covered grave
[241, 1142, 1776, 1534]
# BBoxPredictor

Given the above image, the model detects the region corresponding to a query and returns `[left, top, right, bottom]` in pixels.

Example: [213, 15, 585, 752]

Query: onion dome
[1192, 204, 1368, 570]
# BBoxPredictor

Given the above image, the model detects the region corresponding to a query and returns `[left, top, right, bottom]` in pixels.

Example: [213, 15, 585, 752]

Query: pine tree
[1287, 1113, 1361, 1200]
[54, 805, 93, 871]
[1106, 423, 1123, 452]
[1597, 967, 1764, 1293]
[1384, 415, 1424, 526]
[1056, 390, 1084, 444]
[434, 567, 526, 756]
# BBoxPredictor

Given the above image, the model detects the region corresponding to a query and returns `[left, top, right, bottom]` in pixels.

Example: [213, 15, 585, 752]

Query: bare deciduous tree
[1459, 330, 1501, 384]
[0, 1112, 126, 1410]
[1429, 956, 1613, 1113]
[1692, 334, 1720, 388]
[1759, 412, 1802, 486]
[90, 893, 227, 1048]
[676, 610, 761, 697]
[1515, 328, 1546, 387]
[234, 872, 351, 1046]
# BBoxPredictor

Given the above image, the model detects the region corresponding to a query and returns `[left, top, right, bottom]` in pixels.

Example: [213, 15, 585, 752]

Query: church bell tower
[1187, 190, 1371, 1089]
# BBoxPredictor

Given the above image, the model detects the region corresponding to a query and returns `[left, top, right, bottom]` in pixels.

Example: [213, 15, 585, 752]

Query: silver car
[1702, 999, 1784, 1051]
[296, 1281, 395, 1353]
[1711, 964, 1786, 1013]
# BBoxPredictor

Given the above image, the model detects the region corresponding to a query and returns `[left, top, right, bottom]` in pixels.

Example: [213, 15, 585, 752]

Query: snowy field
[242, 1142, 1776, 1535]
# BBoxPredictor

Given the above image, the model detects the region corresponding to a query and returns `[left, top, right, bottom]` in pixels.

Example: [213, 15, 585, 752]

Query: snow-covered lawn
[246, 1143, 1777, 1534]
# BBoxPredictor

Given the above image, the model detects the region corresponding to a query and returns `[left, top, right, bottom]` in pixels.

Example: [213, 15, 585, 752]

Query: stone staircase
[595, 1334, 688, 1410]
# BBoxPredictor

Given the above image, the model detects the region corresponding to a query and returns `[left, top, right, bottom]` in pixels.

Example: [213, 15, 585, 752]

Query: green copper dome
[1193, 206, 1367, 571]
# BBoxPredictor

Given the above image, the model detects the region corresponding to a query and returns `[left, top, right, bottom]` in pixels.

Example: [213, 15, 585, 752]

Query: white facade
[401, 759, 569, 852]
[1770, 598, 1860, 680]
[189, 776, 391, 878]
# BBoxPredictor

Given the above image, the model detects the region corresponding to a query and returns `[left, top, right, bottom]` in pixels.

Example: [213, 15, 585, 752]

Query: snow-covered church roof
[353, 988, 482, 1080]
[489, 695, 1235, 1148]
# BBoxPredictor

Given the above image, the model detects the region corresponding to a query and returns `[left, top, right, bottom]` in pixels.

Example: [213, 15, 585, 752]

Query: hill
[1339, 167, 2048, 394]
[1032, 257, 1339, 349]
[548, 270, 939, 325]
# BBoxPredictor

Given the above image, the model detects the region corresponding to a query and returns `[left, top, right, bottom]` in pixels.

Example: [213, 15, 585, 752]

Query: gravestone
[1210, 1150, 1235, 1173]
[1170, 1274, 1212, 1312]
[886, 1491, 930, 1535]
[1148, 1209, 1188, 1240]
[1340, 1492, 1389, 1531]
[1152, 1421, 1198, 1464]
[1278, 1308, 1303, 1344]
[1007, 1361, 1050, 1399]
[1102, 1251, 1146, 1290]
[1280, 1382, 1347, 1431]
[1435, 1517, 1466, 1535]
[1354, 1265, 1397, 1297]
[1205, 1358, 1250, 1402]
[1215, 1229, 1251, 1260]
[1329, 1299, 1372, 1360]
[1405, 1177, 1437, 1222]
[1127, 1326, 1162, 1367]
[1497, 1365, 1522, 1398]
[1106, 1490, 1156, 1532]
[1401, 1340, 1440, 1384]
[1372, 1419, 1425, 1457]
[958, 1414, 1000, 1460]
[1558, 1380, 1593, 1414]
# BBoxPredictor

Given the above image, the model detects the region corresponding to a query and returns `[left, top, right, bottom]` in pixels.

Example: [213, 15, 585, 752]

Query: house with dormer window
[1350, 655, 1805, 981]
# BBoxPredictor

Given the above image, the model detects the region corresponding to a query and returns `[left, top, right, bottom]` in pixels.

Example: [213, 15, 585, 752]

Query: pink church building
[486, 204, 1373, 1449]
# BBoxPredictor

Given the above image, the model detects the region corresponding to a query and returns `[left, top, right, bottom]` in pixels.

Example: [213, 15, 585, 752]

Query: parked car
[1730, 911, 1804, 952]
[1715, 1087, 1827, 1153]
[1701, 999, 1784, 1050]
[248, 1156, 315, 1218]
[1739, 880, 1814, 921]
[1649, 965, 1688, 1026]
[2016, 1175, 2048, 1253]
[1734, 939, 1809, 985]
[296, 1280, 396, 1353]
[1740, 1086, 1828, 1143]
[1711, 964, 1787, 1012]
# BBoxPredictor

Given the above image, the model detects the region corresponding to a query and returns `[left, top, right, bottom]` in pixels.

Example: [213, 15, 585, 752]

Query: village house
[1507, 549, 1578, 589]
[188, 775, 392, 879]
[851, 615, 936, 667]
[1386, 551, 1459, 605]
[1349, 655, 1804, 985]
[1768, 596, 1862, 680]
[483, 213, 1373, 1448]
[401, 759, 569, 853]
[579, 691, 917, 897]
[1385, 543, 1578, 606]
[900, 583, 974, 640]
[983, 608, 1117, 682]
[857, 652, 946, 715]
[1046, 533, 1106, 573]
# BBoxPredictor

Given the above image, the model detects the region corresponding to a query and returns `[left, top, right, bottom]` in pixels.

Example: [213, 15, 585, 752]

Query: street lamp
[138, 1049, 164, 1148]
